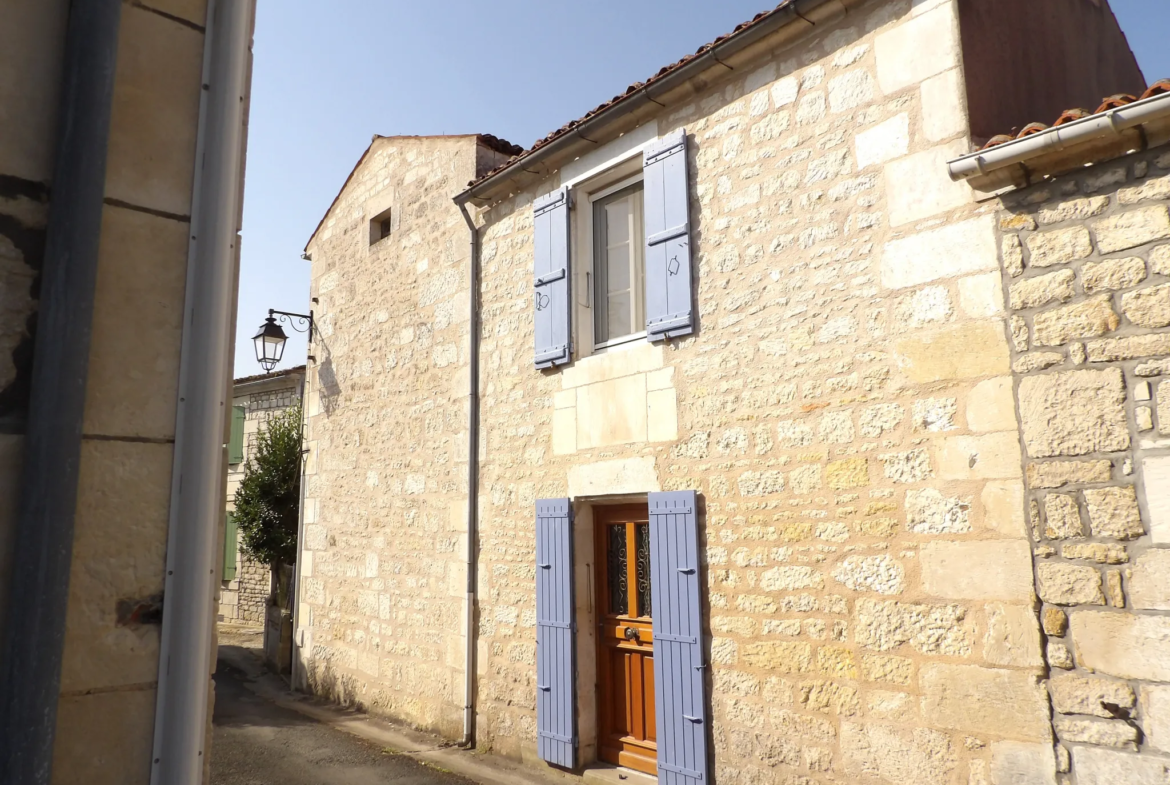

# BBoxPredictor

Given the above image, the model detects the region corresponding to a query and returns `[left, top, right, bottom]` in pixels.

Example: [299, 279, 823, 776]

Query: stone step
[581, 764, 657, 785]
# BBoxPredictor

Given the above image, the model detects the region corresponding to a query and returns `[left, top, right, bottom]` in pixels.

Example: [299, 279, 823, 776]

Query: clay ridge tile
[981, 80, 1170, 151]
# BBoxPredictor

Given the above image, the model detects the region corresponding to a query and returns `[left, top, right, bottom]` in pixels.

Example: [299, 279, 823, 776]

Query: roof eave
[947, 91, 1170, 192]
[456, 0, 872, 208]
[305, 134, 522, 252]
[233, 365, 307, 390]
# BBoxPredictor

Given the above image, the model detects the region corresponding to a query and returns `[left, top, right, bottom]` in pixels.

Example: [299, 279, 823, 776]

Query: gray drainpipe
[291, 367, 309, 692]
[0, 1, 123, 782]
[149, 0, 256, 782]
[458, 202, 481, 747]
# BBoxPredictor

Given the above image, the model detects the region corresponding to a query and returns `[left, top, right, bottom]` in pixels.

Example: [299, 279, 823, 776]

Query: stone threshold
[582, 763, 657, 784]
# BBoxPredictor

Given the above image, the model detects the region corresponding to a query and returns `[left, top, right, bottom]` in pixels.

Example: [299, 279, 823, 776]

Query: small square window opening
[369, 206, 394, 245]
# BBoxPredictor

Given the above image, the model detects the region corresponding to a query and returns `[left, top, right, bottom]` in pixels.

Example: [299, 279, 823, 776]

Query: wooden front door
[595, 505, 656, 775]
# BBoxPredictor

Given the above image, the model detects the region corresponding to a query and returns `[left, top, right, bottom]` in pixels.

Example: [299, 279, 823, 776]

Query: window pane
[607, 243, 630, 292]
[605, 199, 630, 245]
[593, 183, 645, 345]
[608, 291, 631, 339]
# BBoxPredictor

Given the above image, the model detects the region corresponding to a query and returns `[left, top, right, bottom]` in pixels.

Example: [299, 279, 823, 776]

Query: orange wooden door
[595, 505, 656, 775]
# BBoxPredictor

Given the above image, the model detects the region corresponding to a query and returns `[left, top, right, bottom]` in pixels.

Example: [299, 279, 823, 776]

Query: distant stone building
[220, 367, 305, 626]
[296, 1, 1170, 784]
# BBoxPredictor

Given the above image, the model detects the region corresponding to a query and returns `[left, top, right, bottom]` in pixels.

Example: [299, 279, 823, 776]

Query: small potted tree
[232, 403, 302, 674]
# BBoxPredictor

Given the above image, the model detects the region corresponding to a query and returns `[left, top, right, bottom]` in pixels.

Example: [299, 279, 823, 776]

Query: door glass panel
[635, 523, 652, 618]
[607, 524, 628, 616]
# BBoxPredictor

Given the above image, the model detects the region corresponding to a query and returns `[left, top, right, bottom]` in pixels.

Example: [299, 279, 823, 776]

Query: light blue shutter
[643, 129, 694, 340]
[535, 498, 576, 767]
[533, 188, 571, 369]
[649, 490, 708, 784]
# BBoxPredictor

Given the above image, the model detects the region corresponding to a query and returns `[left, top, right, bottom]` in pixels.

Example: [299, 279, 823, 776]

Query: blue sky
[233, 0, 1170, 377]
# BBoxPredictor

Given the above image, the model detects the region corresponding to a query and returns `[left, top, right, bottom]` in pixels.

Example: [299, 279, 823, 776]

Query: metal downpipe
[458, 202, 481, 748]
[0, 1, 123, 781]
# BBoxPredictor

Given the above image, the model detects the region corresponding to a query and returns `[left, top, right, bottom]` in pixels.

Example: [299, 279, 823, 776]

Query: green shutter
[223, 512, 238, 581]
[229, 405, 246, 464]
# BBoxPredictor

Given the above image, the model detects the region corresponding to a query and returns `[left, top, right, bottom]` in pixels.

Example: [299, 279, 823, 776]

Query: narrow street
[211, 638, 475, 785]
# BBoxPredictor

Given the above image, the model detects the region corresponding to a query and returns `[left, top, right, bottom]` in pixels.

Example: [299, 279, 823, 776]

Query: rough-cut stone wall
[222, 378, 303, 625]
[470, 1, 1054, 782]
[219, 559, 268, 625]
[998, 147, 1170, 783]
[300, 136, 493, 738]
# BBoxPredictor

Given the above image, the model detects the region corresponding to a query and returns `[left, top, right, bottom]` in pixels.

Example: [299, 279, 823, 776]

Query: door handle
[538, 685, 551, 691]
[683, 714, 703, 723]
[623, 626, 641, 642]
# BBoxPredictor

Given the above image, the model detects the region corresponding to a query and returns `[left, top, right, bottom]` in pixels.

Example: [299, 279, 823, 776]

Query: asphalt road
[210, 654, 476, 785]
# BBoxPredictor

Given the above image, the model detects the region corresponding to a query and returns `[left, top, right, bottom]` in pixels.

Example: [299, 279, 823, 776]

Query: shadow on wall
[305, 649, 364, 711]
[316, 351, 341, 416]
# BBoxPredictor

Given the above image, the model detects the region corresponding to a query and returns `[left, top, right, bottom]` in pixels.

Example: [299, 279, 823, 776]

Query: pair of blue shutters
[532, 129, 695, 369]
[534, 491, 708, 783]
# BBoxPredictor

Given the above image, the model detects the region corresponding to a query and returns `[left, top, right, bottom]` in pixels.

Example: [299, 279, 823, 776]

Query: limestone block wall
[997, 147, 1170, 783]
[299, 136, 497, 738]
[57, 4, 218, 783]
[470, 1, 1054, 782]
[0, 0, 225, 782]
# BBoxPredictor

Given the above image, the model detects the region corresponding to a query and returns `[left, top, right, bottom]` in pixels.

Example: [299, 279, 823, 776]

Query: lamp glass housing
[252, 317, 287, 372]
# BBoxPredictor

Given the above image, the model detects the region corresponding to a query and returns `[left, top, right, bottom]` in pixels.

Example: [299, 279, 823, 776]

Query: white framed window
[590, 177, 645, 348]
[531, 126, 692, 370]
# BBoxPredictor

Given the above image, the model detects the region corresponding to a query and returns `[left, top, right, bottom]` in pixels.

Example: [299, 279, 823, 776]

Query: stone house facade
[298, 1, 1167, 784]
[220, 367, 306, 625]
[299, 132, 519, 733]
[986, 145, 1170, 783]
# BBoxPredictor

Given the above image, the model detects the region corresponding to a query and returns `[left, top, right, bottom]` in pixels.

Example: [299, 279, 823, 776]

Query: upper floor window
[531, 128, 694, 370]
[592, 180, 645, 347]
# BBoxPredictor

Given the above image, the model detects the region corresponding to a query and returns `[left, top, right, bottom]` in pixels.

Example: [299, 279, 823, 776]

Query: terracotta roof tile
[477, 134, 524, 157]
[981, 80, 1170, 151]
[465, 1, 800, 191]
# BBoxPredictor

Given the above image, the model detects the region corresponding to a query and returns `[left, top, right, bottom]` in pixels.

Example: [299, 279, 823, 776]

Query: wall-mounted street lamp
[253, 308, 314, 371]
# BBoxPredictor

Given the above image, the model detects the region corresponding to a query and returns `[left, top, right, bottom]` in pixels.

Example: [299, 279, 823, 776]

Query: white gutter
[948, 91, 1170, 182]
[149, 1, 256, 783]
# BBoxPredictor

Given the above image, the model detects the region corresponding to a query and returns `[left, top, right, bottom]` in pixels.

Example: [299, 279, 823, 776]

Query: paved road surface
[211, 653, 476, 785]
